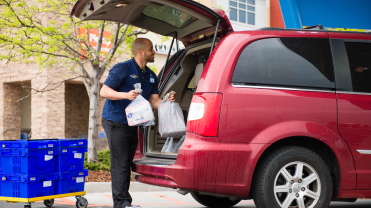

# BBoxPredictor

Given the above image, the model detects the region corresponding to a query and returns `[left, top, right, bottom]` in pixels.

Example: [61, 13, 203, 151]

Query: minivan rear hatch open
[70, 0, 233, 46]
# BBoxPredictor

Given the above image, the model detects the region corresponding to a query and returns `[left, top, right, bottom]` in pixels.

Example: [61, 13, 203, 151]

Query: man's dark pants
[102, 118, 138, 208]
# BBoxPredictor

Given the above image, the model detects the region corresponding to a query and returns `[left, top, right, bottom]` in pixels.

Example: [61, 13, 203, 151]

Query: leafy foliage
[0, 0, 147, 162]
[0, 0, 141, 69]
[84, 149, 111, 171]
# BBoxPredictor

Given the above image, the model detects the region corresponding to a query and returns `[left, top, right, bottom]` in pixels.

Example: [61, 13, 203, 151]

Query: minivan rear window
[142, 5, 197, 29]
[344, 42, 371, 93]
[231, 38, 335, 90]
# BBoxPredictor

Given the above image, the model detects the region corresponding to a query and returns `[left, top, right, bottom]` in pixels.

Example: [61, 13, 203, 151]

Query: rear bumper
[132, 132, 268, 197]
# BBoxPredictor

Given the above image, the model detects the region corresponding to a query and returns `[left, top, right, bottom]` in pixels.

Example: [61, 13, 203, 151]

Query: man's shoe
[125, 206, 141, 208]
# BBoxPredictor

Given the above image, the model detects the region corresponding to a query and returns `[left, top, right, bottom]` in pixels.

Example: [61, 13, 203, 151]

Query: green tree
[0, 0, 147, 162]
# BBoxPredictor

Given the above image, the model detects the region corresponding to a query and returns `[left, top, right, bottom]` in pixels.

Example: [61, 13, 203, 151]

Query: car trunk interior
[145, 41, 217, 157]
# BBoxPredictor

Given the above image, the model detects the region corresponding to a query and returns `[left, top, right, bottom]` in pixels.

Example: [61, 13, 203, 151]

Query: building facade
[0, 0, 269, 149]
[0, 61, 114, 150]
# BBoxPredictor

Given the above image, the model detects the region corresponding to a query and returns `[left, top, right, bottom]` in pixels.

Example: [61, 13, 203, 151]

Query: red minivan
[72, 1, 371, 207]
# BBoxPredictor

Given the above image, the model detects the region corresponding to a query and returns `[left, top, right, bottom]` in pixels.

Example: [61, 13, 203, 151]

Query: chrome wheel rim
[274, 161, 321, 208]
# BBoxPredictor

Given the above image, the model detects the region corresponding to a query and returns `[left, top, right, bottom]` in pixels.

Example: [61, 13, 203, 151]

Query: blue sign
[279, 0, 371, 30]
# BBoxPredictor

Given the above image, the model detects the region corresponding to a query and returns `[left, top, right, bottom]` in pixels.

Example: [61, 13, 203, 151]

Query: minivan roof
[258, 27, 371, 36]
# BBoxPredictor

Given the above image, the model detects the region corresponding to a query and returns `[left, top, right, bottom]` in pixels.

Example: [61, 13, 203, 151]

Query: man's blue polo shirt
[102, 58, 159, 124]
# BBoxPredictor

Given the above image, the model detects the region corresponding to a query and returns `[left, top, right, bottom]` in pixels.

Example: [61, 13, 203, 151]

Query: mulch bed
[86, 170, 135, 182]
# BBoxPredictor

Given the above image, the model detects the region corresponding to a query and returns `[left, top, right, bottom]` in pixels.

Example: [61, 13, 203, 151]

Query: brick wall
[2, 83, 21, 140]
[65, 83, 89, 138]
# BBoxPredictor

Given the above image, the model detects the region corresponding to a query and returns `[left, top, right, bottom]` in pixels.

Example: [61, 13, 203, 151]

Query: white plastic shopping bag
[158, 91, 186, 137]
[125, 83, 155, 126]
[161, 135, 185, 153]
[174, 135, 185, 153]
[161, 137, 175, 153]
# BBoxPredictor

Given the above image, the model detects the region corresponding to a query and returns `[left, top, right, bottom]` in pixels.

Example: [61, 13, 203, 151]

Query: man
[100, 38, 175, 208]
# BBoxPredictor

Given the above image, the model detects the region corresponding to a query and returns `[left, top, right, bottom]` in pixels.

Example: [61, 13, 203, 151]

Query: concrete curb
[85, 182, 175, 193]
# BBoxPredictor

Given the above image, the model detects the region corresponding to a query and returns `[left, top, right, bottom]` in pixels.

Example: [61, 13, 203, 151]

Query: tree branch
[3, 0, 36, 28]
[0, 36, 71, 59]
[17, 75, 86, 102]
[99, 23, 121, 76]
[85, 27, 93, 49]
[94, 21, 105, 64]
[61, 39, 89, 59]
[77, 62, 92, 97]
[117, 24, 130, 45]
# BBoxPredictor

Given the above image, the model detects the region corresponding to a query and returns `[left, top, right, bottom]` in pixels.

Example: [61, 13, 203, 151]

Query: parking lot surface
[1, 191, 371, 208]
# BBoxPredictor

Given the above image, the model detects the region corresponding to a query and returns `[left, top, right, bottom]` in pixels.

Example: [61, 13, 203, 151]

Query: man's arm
[100, 84, 139, 101]
[149, 92, 176, 110]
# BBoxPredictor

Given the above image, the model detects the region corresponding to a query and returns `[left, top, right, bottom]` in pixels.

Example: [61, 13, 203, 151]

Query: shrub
[84, 149, 111, 171]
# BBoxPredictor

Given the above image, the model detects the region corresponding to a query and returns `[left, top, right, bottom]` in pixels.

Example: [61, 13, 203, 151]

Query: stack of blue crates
[0, 140, 58, 198]
[0, 139, 88, 198]
[55, 139, 88, 195]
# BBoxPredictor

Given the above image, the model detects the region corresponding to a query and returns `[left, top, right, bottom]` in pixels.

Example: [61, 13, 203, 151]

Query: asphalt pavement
[1, 182, 370, 208]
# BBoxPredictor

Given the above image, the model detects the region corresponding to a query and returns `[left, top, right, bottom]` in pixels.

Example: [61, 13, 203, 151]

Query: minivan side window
[231, 38, 335, 90]
[344, 42, 371, 93]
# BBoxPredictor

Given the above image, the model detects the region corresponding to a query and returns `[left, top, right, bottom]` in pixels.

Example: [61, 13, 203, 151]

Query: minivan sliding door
[331, 38, 371, 190]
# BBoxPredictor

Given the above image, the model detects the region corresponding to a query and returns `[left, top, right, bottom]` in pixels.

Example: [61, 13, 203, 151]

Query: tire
[44, 199, 54, 207]
[252, 146, 332, 208]
[76, 197, 88, 208]
[190, 191, 241, 208]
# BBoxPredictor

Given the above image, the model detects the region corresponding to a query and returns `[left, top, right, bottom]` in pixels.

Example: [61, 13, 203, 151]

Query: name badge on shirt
[150, 77, 155, 84]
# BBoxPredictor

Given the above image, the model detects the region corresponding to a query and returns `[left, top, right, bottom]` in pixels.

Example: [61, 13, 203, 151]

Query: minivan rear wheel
[253, 146, 332, 208]
[190, 191, 241, 208]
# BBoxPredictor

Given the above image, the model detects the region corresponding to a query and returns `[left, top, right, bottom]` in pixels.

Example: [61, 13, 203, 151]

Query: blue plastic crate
[55, 146, 87, 172]
[0, 148, 58, 174]
[55, 170, 88, 194]
[0, 140, 58, 149]
[0, 173, 58, 198]
[58, 139, 87, 148]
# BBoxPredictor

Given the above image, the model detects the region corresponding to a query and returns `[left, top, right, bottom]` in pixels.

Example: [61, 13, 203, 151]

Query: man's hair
[132, 38, 151, 56]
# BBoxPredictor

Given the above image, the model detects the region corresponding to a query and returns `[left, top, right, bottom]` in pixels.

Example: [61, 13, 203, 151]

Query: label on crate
[76, 177, 84, 183]
[2, 145, 5, 148]
[79, 142, 83, 145]
[43, 181, 52, 187]
[48, 144, 53, 147]
[79, 172, 84, 175]
[1, 177, 6, 181]
[48, 151, 53, 154]
[74, 153, 82, 159]
[30, 177, 36, 181]
[45, 155, 53, 161]
[62, 149, 68, 153]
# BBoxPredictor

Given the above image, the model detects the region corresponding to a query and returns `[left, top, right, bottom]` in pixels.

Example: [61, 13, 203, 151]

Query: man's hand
[127, 90, 139, 101]
[150, 91, 176, 110]
[168, 91, 176, 102]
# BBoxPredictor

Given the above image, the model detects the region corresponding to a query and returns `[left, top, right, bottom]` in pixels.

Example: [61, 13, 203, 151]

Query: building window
[229, 0, 255, 25]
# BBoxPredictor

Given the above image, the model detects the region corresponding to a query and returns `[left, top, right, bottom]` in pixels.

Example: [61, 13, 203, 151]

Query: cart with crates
[0, 139, 89, 208]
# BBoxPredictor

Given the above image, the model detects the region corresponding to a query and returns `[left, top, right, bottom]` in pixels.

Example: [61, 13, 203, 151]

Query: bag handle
[163, 91, 174, 102]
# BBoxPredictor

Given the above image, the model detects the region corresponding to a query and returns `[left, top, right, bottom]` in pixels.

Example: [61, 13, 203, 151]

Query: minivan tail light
[187, 93, 222, 137]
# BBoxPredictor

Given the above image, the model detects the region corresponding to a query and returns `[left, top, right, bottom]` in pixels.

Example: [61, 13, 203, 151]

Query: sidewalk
[1, 182, 370, 208]
[53, 191, 256, 208]
[85, 181, 174, 193]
